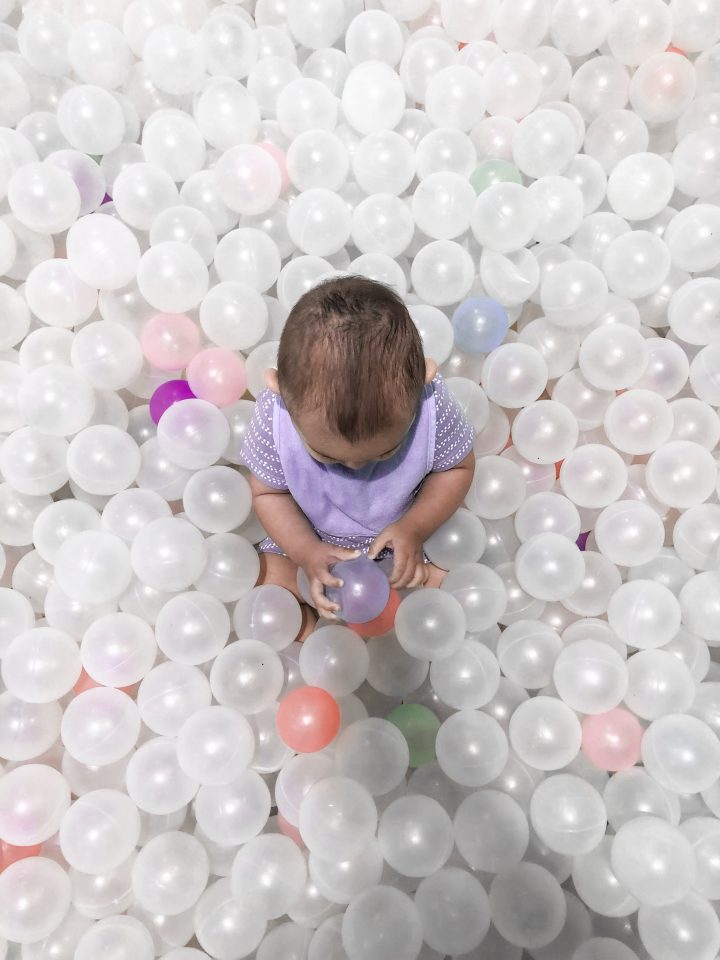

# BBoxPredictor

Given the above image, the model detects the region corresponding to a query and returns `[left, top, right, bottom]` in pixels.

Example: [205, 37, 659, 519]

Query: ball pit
[0, 2, 719, 959]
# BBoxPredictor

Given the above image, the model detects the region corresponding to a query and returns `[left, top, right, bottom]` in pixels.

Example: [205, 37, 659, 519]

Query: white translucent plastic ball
[0, 857, 72, 945]
[299, 776, 377, 862]
[342, 61, 406, 134]
[59, 788, 141, 874]
[57, 84, 125, 154]
[509, 696, 582, 770]
[7, 162, 80, 234]
[231, 833, 307, 921]
[177, 705, 254, 786]
[0, 763, 70, 846]
[395, 589, 466, 661]
[67, 425, 141, 497]
[132, 830, 209, 917]
[471, 182, 539, 254]
[299, 625, 369, 698]
[157, 399, 231, 471]
[341, 885, 422, 960]
[2, 625, 81, 703]
[60, 686, 140, 767]
[66, 214, 141, 290]
[553, 640, 628, 713]
[594, 500, 665, 567]
[607, 152, 675, 220]
[54, 530, 132, 604]
[436, 710, 508, 787]
[182, 465, 252, 534]
[210, 639, 283, 715]
[136, 241, 209, 314]
[608, 579, 681, 649]
[131, 517, 207, 593]
[560, 445, 628, 509]
[489, 862, 566, 950]
[611, 816, 695, 907]
[531, 774, 607, 856]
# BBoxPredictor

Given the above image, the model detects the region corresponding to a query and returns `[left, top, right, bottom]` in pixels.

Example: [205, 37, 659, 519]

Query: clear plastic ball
[59, 788, 140, 874]
[210, 639, 283, 715]
[61, 687, 140, 767]
[157, 398, 231, 471]
[514, 532, 585, 602]
[131, 517, 207, 593]
[638, 894, 720, 960]
[489, 862, 567, 949]
[0, 763, 70, 846]
[642, 713, 720, 794]
[394, 589, 466, 661]
[231, 833, 306, 921]
[554, 640, 628, 714]
[299, 776, 377, 862]
[54, 530, 132, 604]
[441, 562, 509, 632]
[341, 885, 422, 960]
[436, 710, 509, 786]
[560, 445, 628, 509]
[378, 794, 453, 878]
[2, 625, 81, 703]
[509, 696, 582, 770]
[611, 816, 695, 907]
[531, 773, 607, 856]
[334, 718, 409, 796]
[132, 829, 209, 919]
[0, 857, 72, 945]
[471, 182, 539, 253]
[299, 625, 369, 698]
[625, 649, 695, 720]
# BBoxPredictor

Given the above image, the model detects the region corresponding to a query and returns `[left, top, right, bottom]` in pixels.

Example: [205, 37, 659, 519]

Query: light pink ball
[187, 347, 247, 407]
[257, 142, 289, 193]
[141, 313, 202, 371]
[581, 708, 644, 772]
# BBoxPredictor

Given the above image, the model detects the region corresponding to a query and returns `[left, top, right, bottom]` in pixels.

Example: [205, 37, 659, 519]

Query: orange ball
[276, 685, 340, 753]
[0, 841, 42, 871]
[347, 588, 401, 638]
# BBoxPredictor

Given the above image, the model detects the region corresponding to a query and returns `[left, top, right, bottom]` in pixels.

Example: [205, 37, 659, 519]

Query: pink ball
[581, 708, 644, 772]
[187, 347, 247, 407]
[141, 313, 202, 371]
[257, 142, 289, 193]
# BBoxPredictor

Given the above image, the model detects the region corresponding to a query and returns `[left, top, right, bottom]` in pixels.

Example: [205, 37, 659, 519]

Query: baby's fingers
[406, 562, 428, 589]
[390, 551, 413, 588]
[310, 579, 339, 619]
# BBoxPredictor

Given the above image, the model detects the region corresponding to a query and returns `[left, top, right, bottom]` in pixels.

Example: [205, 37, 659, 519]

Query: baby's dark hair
[276, 275, 426, 442]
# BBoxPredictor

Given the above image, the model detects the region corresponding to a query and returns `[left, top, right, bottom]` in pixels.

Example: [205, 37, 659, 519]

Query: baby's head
[266, 276, 436, 469]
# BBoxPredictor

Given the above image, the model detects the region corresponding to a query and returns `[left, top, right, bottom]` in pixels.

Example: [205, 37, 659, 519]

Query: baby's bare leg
[257, 552, 318, 642]
[424, 562, 447, 588]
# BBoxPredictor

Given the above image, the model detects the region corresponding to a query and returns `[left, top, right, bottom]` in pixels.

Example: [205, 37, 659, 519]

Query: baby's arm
[249, 475, 360, 617]
[368, 451, 475, 588]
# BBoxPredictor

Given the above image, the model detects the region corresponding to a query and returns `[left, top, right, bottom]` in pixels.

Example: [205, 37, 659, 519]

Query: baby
[241, 275, 475, 629]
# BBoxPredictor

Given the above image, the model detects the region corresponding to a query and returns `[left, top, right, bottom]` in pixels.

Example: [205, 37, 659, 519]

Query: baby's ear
[424, 358, 438, 384]
[264, 368, 280, 393]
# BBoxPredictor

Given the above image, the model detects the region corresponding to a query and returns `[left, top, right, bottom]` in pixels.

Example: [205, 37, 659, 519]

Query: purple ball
[326, 556, 390, 623]
[149, 379, 196, 424]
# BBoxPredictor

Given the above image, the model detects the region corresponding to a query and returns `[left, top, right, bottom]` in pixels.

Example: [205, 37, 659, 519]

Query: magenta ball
[149, 379, 196, 424]
[325, 556, 390, 624]
[187, 347, 247, 407]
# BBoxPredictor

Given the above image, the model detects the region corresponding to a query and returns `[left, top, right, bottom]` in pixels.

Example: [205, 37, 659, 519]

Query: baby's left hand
[368, 520, 428, 589]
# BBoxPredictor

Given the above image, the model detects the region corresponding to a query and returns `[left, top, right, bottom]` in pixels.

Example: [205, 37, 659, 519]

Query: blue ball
[452, 297, 509, 355]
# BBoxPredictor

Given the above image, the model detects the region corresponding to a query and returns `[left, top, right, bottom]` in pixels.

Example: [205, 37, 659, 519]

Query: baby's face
[293, 407, 416, 470]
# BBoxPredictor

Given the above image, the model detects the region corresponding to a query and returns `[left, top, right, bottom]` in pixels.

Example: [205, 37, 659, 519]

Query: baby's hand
[299, 543, 361, 619]
[369, 521, 428, 589]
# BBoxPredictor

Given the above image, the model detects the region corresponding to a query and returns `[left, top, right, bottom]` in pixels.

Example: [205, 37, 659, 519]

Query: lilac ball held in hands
[149, 379, 196, 424]
[326, 556, 390, 624]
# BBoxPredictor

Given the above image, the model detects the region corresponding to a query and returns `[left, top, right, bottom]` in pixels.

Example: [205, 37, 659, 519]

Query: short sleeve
[239, 390, 289, 490]
[431, 375, 475, 472]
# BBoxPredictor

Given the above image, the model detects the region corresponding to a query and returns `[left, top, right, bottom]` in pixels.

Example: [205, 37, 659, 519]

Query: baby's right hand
[299, 543, 361, 619]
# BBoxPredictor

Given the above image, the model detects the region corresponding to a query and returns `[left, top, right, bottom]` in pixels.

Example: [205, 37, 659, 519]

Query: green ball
[387, 703, 440, 768]
[470, 159, 523, 194]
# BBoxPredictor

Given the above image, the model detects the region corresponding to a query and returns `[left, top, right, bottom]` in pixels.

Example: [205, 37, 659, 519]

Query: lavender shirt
[241, 375, 474, 556]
